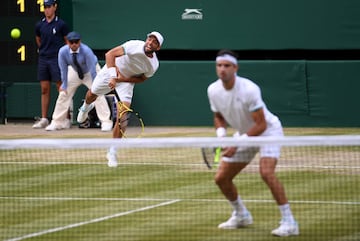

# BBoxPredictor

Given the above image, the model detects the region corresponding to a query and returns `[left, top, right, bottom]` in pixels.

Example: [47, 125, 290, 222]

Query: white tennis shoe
[271, 220, 299, 237]
[45, 122, 62, 131]
[101, 121, 113, 132]
[45, 119, 71, 131]
[218, 211, 253, 229]
[32, 118, 49, 129]
[77, 103, 95, 123]
[106, 152, 118, 167]
[63, 118, 71, 129]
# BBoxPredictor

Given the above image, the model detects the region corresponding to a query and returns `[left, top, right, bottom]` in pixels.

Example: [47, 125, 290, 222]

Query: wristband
[216, 127, 227, 137]
[108, 67, 117, 78]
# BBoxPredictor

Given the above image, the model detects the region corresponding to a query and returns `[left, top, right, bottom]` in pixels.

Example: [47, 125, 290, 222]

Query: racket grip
[214, 147, 221, 163]
[112, 95, 117, 122]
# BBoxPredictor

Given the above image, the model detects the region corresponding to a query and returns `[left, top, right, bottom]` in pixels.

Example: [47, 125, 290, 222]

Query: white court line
[1, 196, 359, 205]
[4, 199, 180, 241]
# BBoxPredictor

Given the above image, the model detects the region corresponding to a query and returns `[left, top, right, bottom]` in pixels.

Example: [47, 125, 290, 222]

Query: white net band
[1, 135, 360, 149]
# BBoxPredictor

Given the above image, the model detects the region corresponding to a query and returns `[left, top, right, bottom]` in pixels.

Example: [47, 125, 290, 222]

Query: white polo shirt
[91, 40, 160, 103]
[115, 40, 159, 78]
[207, 76, 281, 135]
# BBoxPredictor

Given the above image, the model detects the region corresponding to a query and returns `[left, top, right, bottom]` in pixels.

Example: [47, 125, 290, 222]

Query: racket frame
[112, 90, 144, 138]
[201, 147, 221, 169]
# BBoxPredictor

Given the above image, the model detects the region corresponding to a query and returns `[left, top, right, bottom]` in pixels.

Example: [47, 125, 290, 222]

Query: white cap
[147, 31, 164, 46]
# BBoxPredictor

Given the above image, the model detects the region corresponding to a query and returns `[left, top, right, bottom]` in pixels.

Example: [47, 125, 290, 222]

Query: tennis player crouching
[206, 49, 299, 237]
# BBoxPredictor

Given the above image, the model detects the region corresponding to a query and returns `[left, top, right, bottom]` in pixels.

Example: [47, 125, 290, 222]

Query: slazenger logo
[181, 9, 203, 20]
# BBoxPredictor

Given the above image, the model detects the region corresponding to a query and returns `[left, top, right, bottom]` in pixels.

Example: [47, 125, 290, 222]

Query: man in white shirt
[76, 31, 164, 167]
[207, 49, 299, 237]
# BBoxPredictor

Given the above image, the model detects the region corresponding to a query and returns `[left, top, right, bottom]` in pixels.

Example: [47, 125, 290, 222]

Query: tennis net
[1, 136, 359, 241]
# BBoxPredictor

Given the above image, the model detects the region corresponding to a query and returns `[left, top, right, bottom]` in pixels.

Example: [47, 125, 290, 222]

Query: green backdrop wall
[5, 60, 360, 127]
[131, 61, 360, 127]
[72, 0, 360, 50]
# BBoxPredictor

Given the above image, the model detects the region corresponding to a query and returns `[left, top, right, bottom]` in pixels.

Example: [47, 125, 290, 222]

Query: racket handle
[214, 147, 221, 164]
[112, 95, 117, 122]
[113, 89, 121, 102]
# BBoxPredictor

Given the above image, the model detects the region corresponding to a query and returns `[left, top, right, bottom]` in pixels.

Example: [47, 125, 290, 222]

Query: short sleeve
[247, 84, 264, 112]
[207, 83, 218, 113]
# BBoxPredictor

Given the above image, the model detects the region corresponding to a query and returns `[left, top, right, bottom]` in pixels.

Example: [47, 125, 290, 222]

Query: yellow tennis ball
[11, 28, 21, 39]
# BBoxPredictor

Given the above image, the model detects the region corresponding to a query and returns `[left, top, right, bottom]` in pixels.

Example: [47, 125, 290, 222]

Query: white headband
[216, 54, 237, 65]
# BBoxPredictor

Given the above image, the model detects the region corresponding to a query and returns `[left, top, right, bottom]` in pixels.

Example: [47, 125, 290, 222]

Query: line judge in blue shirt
[45, 31, 112, 131]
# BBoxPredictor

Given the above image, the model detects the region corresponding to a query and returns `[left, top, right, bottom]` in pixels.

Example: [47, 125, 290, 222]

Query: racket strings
[201, 147, 222, 169]
[118, 110, 144, 138]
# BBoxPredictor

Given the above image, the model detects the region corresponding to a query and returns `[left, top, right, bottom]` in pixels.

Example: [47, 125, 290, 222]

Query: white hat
[147, 31, 164, 46]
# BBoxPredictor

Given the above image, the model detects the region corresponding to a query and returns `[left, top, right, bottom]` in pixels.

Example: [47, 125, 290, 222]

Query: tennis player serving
[77, 31, 164, 167]
[207, 49, 299, 236]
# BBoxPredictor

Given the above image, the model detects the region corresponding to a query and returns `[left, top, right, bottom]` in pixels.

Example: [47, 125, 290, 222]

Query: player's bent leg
[106, 120, 123, 167]
[215, 161, 246, 201]
[77, 78, 108, 124]
[116, 101, 131, 137]
[112, 118, 123, 138]
[76, 90, 97, 123]
[216, 161, 252, 229]
[77, 102, 95, 123]
[106, 133, 121, 167]
[259, 157, 299, 236]
[259, 157, 288, 205]
[105, 95, 131, 167]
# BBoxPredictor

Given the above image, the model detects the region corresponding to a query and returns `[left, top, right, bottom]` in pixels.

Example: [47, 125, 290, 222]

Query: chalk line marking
[5, 199, 180, 241]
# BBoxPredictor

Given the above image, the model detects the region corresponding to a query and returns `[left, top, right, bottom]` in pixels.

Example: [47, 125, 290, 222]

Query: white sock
[230, 195, 248, 215]
[108, 146, 117, 155]
[279, 203, 295, 223]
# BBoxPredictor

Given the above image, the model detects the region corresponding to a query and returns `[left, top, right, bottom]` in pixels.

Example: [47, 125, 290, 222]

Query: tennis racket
[201, 147, 221, 169]
[112, 90, 144, 138]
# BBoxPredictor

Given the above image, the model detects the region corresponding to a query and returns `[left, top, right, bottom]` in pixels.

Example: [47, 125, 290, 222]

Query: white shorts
[222, 126, 284, 163]
[91, 65, 135, 103]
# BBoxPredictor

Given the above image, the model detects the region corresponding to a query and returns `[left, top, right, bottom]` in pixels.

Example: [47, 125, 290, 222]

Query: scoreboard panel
[0, 0, 45, 82]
